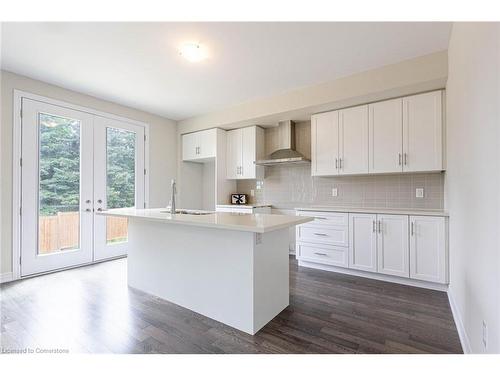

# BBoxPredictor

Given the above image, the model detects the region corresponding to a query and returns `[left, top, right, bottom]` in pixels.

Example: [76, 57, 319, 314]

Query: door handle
[84, 208, 91, 212]
[404, 153, 408, 166]
[372, 220, 376, 232]
[398, 153, 402, 166]
[313, 233, 327, 236]
[97, 199, 102, 204]
[314, 252, 327, 256]
[339, 158, 343, 169]
[378, 220, 382, 233]
[411, 222, 414, 236]
[96, 208, 104, 212]
[335, 158, 338, 169]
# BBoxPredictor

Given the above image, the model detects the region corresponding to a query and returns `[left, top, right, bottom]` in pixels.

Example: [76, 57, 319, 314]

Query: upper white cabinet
[403, 91, 443, 172]
[311, 111, 339, 176]
[312, 90, 444, 176]
[311, 105, 368, 176]
[182, 128, 217, 162]
[368, 98, 404, 174]
[339, 105, 369, 175]
[410, 216, 447, 283]
[226, 126, 264, 179]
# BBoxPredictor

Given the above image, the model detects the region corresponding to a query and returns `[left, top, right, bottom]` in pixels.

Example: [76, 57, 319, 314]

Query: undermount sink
[160, 209, 213, 215]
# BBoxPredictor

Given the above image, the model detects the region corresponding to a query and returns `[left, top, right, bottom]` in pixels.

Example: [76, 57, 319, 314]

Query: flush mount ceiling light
[179, 42, 208, 63]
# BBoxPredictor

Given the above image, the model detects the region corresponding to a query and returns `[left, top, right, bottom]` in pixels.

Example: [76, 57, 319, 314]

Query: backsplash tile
[237, 164, 444, 210]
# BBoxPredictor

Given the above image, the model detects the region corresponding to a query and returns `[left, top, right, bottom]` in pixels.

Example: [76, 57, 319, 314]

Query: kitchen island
[98, 208, 312, 334]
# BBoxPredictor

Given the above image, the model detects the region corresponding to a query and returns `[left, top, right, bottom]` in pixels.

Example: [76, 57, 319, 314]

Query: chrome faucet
[169, 178, 177, 214]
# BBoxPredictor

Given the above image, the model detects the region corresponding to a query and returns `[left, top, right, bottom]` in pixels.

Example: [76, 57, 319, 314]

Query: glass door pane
[106, 127, 136, 244]
[93, 116, 145, 261]
[38, 113, 81, 254]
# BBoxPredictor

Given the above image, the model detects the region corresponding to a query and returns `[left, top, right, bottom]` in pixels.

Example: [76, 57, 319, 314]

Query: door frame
[12, 90, 150, 280]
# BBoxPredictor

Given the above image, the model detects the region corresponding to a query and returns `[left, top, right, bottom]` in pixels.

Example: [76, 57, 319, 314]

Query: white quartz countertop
[98, 208, 312, 233]
[216, 204, 272, 208]
[295, 206, 448, 217]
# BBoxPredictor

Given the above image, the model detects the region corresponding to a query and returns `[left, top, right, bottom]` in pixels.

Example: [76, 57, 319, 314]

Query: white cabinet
[348, 213, 377, 272]
[368, 98, 403, 173]
[311, 90, 444, 176]
[410, 216, 447, 283]
[339, 105, 369, 175]
[215, 205, 271, 214]
[403, 91, 443, 172]
[377, 215, 409, 278]
[311, 111, 339, 176]
[182, 128, 217, 162]
[226, 126, 264, 179]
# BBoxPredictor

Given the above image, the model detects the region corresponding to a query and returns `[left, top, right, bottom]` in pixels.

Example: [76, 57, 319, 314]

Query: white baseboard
[298, 260, 448, 291]
[447, 289, 471, 354]
[0, 272, 13, 284]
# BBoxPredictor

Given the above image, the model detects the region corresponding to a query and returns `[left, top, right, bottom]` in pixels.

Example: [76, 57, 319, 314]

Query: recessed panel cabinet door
[410, 216, 447, 283]
[368, 98, 403, 174]
[182, 132, 199, 161]
[377, 215, 409, 278]
[311, 111, 339, 176]
[349, 213, 377, 272]
[339, 105, 369, 175]
[241, 126, 257, 179]
[198, 128, 217, 159]
[403, 91, 443, 172]
[226, 128, 242, 179]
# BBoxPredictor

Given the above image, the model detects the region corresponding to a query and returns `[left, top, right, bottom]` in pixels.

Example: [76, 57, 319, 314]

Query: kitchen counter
[216, 204, 272, 209]
[97, 208, 312, 334]
[295, 206, 448, 217]
[100, 207, 310, 233]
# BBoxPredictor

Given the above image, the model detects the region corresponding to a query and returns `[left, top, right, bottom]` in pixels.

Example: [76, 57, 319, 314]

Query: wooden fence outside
[39, 212, 128, 254]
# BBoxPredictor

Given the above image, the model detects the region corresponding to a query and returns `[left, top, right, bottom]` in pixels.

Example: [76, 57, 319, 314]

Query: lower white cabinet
[377, 215, 409, 278]
[348, 213, 377, 272]
[409, 216, 447, 283]
[215, 205, 271, 214]
[296, 209, 448, 288]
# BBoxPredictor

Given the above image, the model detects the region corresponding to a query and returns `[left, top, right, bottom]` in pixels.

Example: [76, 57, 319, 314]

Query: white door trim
[12, 90, 150, 281]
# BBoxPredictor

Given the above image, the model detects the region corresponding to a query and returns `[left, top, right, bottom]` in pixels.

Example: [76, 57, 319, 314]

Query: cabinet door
[182, 132, 199, 161]
[198, 128, 217, 159]
[226, 129, 242, 179]
[377, 215, 409, 278]
[339, 105, 369, 175]
[241, 126, 257, 179]
[409, 216, 447, 283]
[311, 111, 339, 176]
[349, 213, 377, 272]
[369, 99, 403, 174]
[403, 91, 443, 172]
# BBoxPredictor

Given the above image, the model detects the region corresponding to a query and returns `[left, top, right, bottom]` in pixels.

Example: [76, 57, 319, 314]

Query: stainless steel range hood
[255, 120, 310, 166]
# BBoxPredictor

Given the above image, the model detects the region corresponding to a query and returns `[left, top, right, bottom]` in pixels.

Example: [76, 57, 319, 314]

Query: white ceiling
[1, 22, 452, 120]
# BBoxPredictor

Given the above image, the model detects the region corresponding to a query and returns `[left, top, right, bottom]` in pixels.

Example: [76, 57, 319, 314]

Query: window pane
[106, 127, 136, 244]
[38, 113, 81, 255]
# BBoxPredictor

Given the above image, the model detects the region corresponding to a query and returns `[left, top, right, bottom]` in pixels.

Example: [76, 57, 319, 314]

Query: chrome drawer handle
[315, 217, 328, 220]
[314, 252, 327, 256]
[313, 233, 327, 236]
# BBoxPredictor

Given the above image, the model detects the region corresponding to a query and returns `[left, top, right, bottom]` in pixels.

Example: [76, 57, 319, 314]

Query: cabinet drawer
[297, 242, 348, 268]
[296, 211, 348, 226]
[296, 225, 348, 247]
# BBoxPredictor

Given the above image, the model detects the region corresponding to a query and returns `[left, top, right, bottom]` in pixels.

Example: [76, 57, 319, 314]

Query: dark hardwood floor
[0, 257, 462, 354]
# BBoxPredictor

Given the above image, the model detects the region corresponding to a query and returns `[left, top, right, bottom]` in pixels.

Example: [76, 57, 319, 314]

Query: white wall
[445, 23, 500, 353]
[0, 70, 178, 276]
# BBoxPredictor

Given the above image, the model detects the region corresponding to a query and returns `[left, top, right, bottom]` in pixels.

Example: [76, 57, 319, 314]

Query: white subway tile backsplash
[237, 164, 444, 210]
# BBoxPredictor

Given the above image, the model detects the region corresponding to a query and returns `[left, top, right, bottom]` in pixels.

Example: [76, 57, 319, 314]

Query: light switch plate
[416, 188, 424, 198]
[332, 188, 338, 197]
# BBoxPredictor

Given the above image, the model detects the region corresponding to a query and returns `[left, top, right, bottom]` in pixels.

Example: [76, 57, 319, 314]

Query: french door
[20, 98, 145, 276]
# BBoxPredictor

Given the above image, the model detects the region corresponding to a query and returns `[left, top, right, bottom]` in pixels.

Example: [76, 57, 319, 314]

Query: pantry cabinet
[226, 126, 264, 179]
[182, 128, 217, 162]
[311, 90, 444, 176]
[409, 216, 447, 283]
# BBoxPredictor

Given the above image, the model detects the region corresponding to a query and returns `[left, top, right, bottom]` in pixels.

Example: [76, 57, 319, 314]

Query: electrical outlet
[416, 188, 424, 198]
[332, 188, 338, 197]
[483, 320, 488, 349]
[250, 189, 255, 197]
